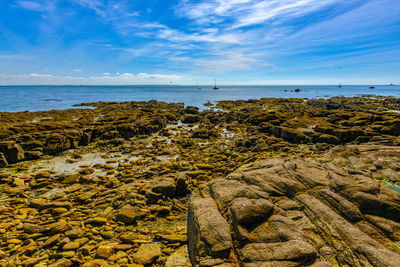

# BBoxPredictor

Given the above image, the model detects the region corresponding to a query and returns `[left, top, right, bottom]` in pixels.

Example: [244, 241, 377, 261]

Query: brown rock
[0, 141, 24, 164]
[96, 245, 114, 259]
[86, 217, 107, 225]
[187, 196, 232, 264]
[43, 234, 61, 247]
[65, 228, 85, 239]
[63, 242, 80, 251]
[115, 205, 144, 224]
[49, 258, 73, 267]
[60, 174, 80, 184]
[53, 207, 68, 215]
[151, 178, 175, 197]
[165, 245, 191, 267]
[132, 243, 162, 265]
[23, 223, 41, 234]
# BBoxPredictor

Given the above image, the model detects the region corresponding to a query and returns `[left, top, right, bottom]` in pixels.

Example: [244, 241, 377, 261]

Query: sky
[0, 0, 399, 85]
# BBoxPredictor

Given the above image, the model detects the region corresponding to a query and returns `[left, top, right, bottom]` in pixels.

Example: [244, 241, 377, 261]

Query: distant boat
[390, 83, 394, 86]
[213, 79, 219, 90]
[369, 86, 375, 89]
[338, 83, 342, 88]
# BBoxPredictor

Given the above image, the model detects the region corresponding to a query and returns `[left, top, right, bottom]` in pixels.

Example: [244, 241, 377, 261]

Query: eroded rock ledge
[188, 146, 400, 266]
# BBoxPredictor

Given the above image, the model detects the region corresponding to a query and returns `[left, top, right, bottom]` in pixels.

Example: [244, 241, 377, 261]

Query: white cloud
[0, 72, 183, 85]
[17, 1, 45, 11]
[73, 69, 83, 72]
[158, 28, 243, 44]
[73, 0, 139, 20]
[188, 51, 273, 73]
[16, 0, 56, 12]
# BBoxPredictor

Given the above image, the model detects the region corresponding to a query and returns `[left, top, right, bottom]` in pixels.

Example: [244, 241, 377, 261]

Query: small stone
[7, 238, 22, 244]
[13, 177, 25, 186]
[79, 245, 91, 256]
[23, 223, 41, 234]
[60, 251, 75, 258]
[79, 168, 95, 175]
[79, 163, 91, 168]
[82, 259, 108, 267]
[165, 245, 191, 267]
[100, 230, 114, 239]
[151, 178, 175, 197]
[75, 237, 89, 246]
[199, 259, 225, 266]
[60, 174, 80, 184]
[96, 245, 114, 259]
[35, 172, 51, 179]
[63, 242, 80, 251]
[159, 234, 187, 243]
[66, 228, 85, 239]
[132, 243, 162, 265]
[114, 244, 132, 250]
[21, 258, 41, 265]
[49, 258, 73, 267]
[43, 234, 61, 247]
[119, 232, 137, 244]
[49, 221, 68, 233]
[87, 217, 107, 225]
[0, 250, 7, 259]
[115, 205, 144, 224]
[53, 207, 68, 215]
[30, 198, 48, 209]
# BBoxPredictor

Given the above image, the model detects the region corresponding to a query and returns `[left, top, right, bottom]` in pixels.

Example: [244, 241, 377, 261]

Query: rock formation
[188, 146, 400, 266]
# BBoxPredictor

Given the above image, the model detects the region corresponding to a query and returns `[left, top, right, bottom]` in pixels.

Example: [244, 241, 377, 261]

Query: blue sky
[0, 0, 399, 85]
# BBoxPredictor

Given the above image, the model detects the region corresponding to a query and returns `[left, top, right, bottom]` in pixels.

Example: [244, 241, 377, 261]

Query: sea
[1, 85, 399, 112]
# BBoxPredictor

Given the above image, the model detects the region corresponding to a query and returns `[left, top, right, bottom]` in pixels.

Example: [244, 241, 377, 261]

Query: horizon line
[0, 84, 394, 87]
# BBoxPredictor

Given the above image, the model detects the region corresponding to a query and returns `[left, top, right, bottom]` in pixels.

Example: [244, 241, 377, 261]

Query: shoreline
[1, 96, 400, 266]
[1, 85, 400, 113]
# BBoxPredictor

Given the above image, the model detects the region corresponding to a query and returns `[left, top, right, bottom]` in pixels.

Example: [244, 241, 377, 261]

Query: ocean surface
[1, 85, 399, 112]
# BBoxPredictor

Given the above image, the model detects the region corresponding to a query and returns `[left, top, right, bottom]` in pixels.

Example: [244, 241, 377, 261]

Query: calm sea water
[1, 85, 399, 112]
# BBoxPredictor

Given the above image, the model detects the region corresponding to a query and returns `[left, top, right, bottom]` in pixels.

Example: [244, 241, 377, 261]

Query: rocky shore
[1, 96, 400, 266]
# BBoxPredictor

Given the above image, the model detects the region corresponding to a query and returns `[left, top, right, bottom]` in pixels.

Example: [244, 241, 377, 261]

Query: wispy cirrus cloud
[175, 0, 351, 28]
